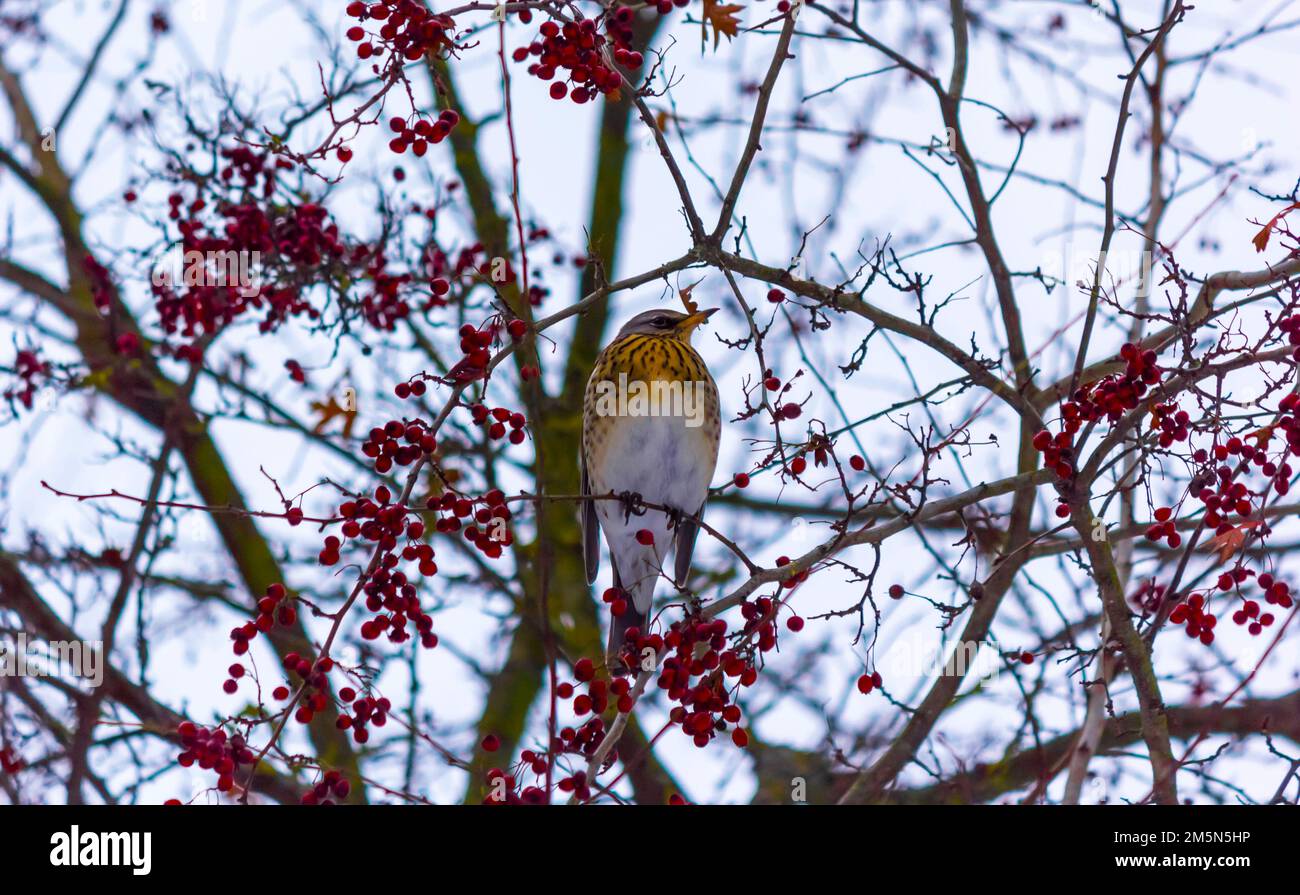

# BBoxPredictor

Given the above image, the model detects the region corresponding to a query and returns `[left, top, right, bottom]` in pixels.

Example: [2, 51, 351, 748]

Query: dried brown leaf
[702, 0, 744, 50]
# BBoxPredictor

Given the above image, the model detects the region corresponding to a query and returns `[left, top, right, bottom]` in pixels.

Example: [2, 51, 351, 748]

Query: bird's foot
[616, 490, 646, 522]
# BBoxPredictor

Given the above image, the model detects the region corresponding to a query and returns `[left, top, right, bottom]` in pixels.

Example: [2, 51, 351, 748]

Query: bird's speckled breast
[583, 334, 720, 480]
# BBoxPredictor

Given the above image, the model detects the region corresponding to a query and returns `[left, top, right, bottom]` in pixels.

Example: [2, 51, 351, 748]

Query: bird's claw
[617, 490, 646, 522]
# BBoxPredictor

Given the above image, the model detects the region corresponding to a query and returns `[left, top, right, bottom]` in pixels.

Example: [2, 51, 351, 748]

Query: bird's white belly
[593, 413, 713, 511]
[590, 413, 715, 610]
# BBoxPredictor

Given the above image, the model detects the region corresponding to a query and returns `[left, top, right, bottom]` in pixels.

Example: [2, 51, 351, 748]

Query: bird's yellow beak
[680, 308, 718, 333]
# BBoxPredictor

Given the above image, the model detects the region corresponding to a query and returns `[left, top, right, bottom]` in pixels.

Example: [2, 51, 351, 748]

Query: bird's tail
[604, 564, 651, 672]
[606, 601, 649, 672]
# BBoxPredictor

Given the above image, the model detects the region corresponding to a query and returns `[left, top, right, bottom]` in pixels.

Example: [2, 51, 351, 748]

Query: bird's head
[616, 307, 718, 343]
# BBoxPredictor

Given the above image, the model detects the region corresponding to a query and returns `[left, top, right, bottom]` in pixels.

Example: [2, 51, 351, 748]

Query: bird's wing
[580, 446, 600, 584]
[673, 501, 705, 587]
[674, 370, 720, 588]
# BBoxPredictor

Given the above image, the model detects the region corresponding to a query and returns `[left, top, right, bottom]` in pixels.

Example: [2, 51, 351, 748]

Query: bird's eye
[652, 316, 671, 328]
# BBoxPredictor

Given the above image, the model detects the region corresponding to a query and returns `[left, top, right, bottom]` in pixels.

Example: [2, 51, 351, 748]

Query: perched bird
[581, 307, 721, 667]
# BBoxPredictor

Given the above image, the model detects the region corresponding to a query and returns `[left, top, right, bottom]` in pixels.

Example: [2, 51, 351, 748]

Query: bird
[581, 307, 721, 668]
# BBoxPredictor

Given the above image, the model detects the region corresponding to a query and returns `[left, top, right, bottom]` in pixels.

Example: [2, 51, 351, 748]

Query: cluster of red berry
[469, 402, 528, 444]
[1034, 342, 1181, 518]
[1142, 506, 1181, 549]
[1184, 569, 1291, 642]
[428, 489, 514, 560]
[361, 418, 437, 474]
[480, 711, 608, 804]
[146, 141, 484, 355]
[175, 722, 255, 794]
[333, 487, 413, 549]
[422, 243, 542, 310]
[1169, 593, 1217, 645]
[1257, 572, 1296, 610]
[483, 766, 562, 804]
[326, 485, 441, 647]
[422, 246, 481, 308]
[358, 554, 438, 646]
[83, 255, 115, 314]
[151, 159, 372, 354]
[228, 583, 296, 659]
[478, 670, 614, 802]
[345, 0, 456, 64]
[302, 769, 352, 804]
[361, 265, 416, 330]
[1229, 595, 1276, 636]
[332, 691, 393, 745]
[1199, 457, 1264, 527]
[385, 109, 461, 157]
[566, 655, 634, 715]
[228, 598, 306, 690]
[220, 144, 288, 195]
[436, 323, 495, 385]
[274, 653, 338, 726]
[1128, 579, 1167, 615]
[481, 764, 540, 805]
[629, 610, 759, 749]
[3, 348, 48, 411]
[513, 14, 643, 105]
